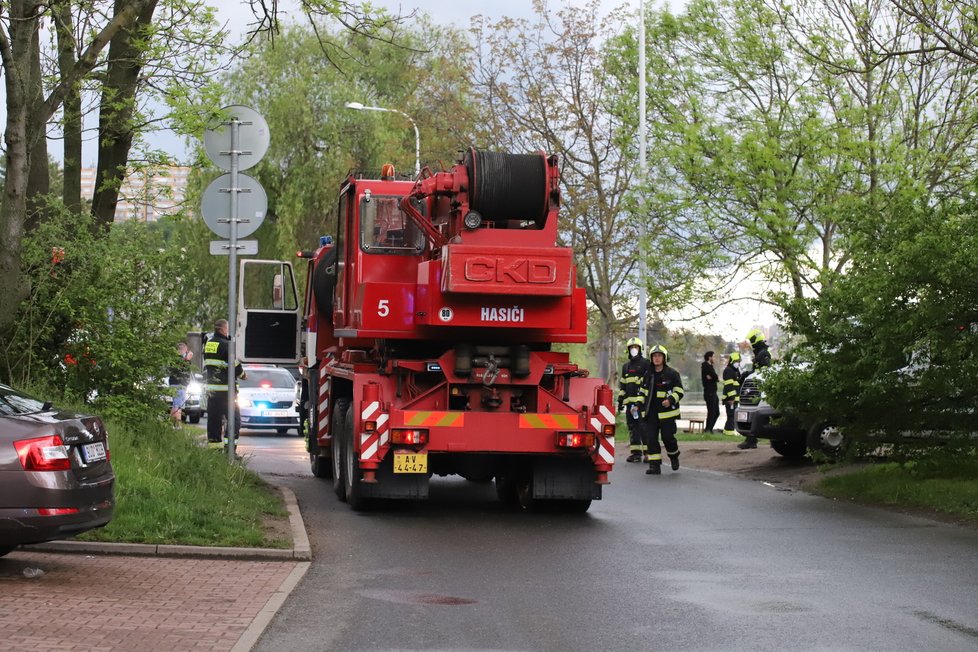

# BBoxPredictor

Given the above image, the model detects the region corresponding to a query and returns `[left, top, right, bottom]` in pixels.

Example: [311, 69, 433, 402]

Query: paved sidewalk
[0, 552, 304, 651]
[0, 486, 311, 652]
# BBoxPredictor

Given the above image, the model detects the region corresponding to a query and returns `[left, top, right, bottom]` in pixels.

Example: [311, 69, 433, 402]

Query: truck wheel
[515, 470, 535, 511]
[332, 398, 349, 501]
[495, 474, 519, 507]
[771, 439, 807, 458]
[807, 422, 845, 459]
[310, 452, 331, 479]
[188, 412, 201, 424]
[342, 401, 370, 510]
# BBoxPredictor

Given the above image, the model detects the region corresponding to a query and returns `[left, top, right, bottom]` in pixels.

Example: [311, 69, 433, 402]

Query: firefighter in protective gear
[644, 344, 683, 474]
[722, 352, 742, 436]
[618, 337, 651, 463]
[747, 328, 772, 369]
[739, 329, 771, 449]
[203, 319, 246, 444]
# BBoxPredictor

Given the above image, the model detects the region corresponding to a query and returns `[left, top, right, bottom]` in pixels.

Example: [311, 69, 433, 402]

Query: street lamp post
[344, 102, 420, 177]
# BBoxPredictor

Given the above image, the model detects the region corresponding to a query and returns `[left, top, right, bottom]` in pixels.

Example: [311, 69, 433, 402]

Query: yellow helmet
[746, 328, 765, 345]
[729, 351, 741, 363]
[625, 337, 643, 351]
[649, 344, 668, 362]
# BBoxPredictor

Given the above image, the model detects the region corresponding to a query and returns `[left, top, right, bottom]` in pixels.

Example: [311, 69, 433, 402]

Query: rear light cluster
[557, 432, 595, 448]
[391, 428, 428, 445]
[14, 435, 71, 471]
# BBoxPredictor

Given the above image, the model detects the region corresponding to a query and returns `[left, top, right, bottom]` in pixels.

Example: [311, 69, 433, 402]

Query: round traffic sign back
[200, 173, 268, 238]
[204, 105, 270, 172]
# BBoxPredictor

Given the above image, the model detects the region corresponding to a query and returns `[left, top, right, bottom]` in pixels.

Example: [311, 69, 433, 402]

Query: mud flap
[532, 457, 601, 501]
[361, 455, 430, 500]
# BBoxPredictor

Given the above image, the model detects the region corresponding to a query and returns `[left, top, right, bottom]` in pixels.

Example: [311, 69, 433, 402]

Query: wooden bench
[685, 418, 705, 434]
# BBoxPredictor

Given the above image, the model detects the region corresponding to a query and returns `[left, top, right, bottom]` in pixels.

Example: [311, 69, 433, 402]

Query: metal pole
[638, 0, 648, 348]
[227, 117, 240, 462]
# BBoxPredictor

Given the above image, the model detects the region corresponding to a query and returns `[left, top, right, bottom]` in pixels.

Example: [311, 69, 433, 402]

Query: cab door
[237, 259, 300, 364]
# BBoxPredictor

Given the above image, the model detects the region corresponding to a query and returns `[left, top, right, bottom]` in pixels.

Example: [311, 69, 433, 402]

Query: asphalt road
[235, 430, 978, 652]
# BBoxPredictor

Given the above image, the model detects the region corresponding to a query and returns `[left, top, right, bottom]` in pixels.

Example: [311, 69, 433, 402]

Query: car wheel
[771, 439, 807, 458]
[277, 427, 289, 435]
[332, 398, 349, 501]
[188, 413, 201, 424]
[807, 422, 845, 459]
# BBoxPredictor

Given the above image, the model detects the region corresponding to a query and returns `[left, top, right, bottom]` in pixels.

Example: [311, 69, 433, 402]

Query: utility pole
[638, 0, 648, 348]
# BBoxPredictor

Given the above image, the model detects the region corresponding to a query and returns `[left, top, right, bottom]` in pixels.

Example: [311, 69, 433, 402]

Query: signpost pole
[227, 117, 240, 462]
[201, 105, 269, 463]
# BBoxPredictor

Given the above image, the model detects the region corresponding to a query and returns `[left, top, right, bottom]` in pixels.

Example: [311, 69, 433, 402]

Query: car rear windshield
[0, 385, 47, 416]
[241, 369, 296, 389]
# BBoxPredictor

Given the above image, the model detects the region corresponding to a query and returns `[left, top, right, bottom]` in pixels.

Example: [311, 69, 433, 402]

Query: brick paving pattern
[0, 551, 299, 652]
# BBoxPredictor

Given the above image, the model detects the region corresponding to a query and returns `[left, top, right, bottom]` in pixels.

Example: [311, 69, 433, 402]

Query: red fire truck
[236, 149, 615, 511]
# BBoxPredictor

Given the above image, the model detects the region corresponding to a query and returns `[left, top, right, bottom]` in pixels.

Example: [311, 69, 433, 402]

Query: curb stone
[28, 485, 311, 561]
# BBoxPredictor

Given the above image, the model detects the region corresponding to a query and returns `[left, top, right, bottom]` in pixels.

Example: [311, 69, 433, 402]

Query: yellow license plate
[393, 452, 428, 474]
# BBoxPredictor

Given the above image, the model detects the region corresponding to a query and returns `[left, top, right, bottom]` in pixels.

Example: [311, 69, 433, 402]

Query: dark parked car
[0, 384, 115, 557]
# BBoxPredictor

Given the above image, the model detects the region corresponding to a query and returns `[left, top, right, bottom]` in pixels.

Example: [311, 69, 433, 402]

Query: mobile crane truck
[236, 148, 616, 511]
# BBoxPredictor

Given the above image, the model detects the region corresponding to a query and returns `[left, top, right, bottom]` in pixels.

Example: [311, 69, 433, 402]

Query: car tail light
[557, 432, 595, 448]
[391, 428, 427, 445]
[364, 420, 376, 432]
[38, 507, 80, 516]
[14, 435, 71, 471]
[602, 424, 615, 436]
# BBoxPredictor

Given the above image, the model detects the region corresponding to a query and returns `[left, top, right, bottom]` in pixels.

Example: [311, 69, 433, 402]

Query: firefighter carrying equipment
[618, 347, 651, 460]
[647, 362, 683, 420]
[645, 361, 682, 475]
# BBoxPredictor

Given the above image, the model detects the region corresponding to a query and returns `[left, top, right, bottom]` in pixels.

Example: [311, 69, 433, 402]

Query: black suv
[734, 372, 845, 458]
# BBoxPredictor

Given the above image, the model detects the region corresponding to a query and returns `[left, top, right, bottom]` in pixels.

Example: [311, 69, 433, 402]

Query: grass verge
[78, 417, 290, 548]
[814, 452, 978, 524]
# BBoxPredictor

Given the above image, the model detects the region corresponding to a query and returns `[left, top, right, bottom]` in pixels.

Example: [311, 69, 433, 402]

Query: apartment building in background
[80, 166, 192, 223]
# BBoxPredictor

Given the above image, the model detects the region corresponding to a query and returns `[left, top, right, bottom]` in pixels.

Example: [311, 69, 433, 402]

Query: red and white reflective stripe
[590, 404, 616, 465]
[359, 400, 386, 461]
[317, 368, 331, 435]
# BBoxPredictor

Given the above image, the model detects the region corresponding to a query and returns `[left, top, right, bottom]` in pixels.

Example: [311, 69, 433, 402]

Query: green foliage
[765, 188, 978, 440]
[79, 417, 288, 547]
[3, 198, 202, 418]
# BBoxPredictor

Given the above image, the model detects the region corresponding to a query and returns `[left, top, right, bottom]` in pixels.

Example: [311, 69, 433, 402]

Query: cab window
[360, 195, 424, 254]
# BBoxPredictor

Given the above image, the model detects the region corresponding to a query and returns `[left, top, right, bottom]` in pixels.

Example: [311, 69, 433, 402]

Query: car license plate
[82, 441, 107, 463]
[393, 452, 427, 474]
[262, 409, 289, 417]
[737, 411, 749, 422]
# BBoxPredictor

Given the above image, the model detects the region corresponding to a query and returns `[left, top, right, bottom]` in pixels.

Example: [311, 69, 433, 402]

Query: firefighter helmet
[729, 351, 741, 363]
[649, 344, 669, 362]
[625, 337, 643, 352]
[746, 328, 765, 345]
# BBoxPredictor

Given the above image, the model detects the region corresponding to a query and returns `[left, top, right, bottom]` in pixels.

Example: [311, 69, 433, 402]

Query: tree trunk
[54, 1, 82, 214]
[91, 0, 159, 229]
[0, 0, 158, 335]
[0, 1, 43, 335]
[25, 25, 48, 233]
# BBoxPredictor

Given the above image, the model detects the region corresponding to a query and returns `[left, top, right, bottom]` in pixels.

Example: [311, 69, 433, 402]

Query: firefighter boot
[646, 462, 662, 475]
[669, 452, 680, 471]
[737, 436, 758, 449]
[626, 452, 642, 463]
